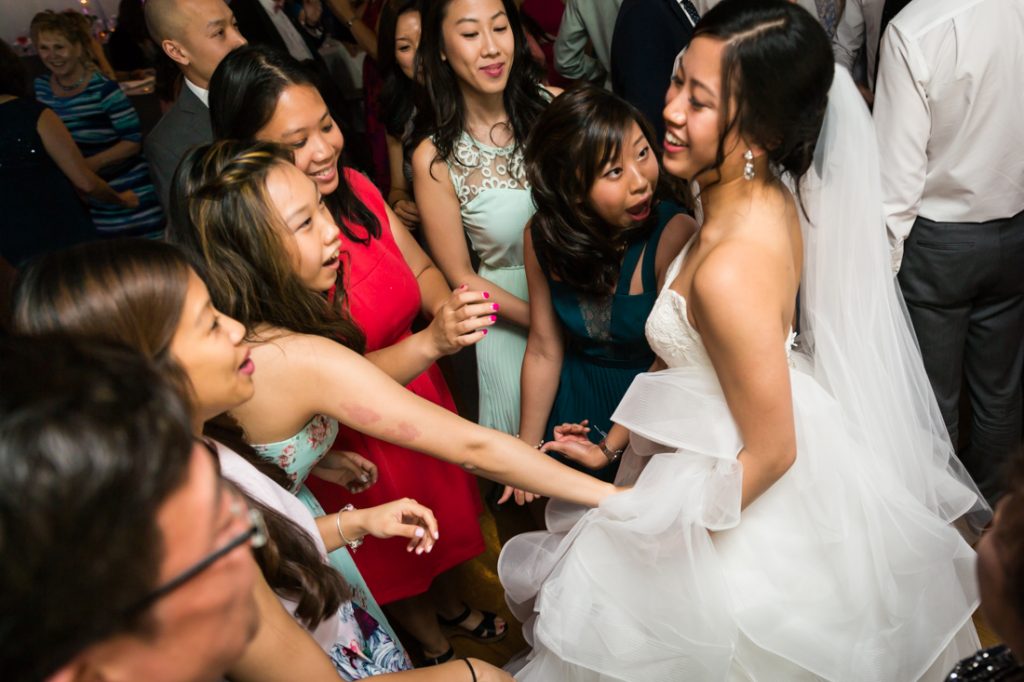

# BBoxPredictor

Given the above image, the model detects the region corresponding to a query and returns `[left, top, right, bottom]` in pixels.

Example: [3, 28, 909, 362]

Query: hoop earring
[743, 149, 755, 181]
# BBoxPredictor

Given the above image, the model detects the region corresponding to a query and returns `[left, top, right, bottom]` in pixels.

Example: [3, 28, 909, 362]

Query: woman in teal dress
[413, 0, 559, 434]
[517, 87, 695, 484]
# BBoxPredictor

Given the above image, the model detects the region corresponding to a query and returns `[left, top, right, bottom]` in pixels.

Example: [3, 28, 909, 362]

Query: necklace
[54, 66, 90, 92]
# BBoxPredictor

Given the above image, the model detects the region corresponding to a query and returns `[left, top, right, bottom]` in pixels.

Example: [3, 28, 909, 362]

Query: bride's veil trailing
[797, 66, 989, 527]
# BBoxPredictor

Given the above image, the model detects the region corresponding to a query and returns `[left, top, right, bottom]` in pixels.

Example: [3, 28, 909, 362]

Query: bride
[498, 0, 989, 680]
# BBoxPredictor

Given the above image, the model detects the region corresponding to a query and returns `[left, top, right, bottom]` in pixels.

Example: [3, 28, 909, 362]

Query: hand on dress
[358, 498, 439, 554]
[543, 420, 608, 470]
[392, 199, 420, 227]
[117, 190, 140, 208]
[428, 284, 498, 355]
[312, 450, 378, 493]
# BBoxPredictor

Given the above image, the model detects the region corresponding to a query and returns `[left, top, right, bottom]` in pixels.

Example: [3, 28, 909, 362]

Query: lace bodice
[447, 131, 528, 204]
[646, 241, 796, 370]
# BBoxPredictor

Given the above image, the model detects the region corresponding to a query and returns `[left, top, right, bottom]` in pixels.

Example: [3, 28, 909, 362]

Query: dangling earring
[743, 149, 755, 181]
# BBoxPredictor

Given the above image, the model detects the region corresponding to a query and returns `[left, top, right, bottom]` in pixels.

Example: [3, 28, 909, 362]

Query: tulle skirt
[499, 358, 980, 681]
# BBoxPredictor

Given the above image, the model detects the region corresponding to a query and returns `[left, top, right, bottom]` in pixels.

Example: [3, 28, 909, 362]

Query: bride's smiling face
[662, 38, 744, 185]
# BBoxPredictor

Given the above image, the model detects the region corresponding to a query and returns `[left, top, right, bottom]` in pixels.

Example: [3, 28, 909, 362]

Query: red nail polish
[482, 328, 488, 335]
[492, 303, 500, 311]
[483, 291, 490, 299]
[490, 315, 497, 322]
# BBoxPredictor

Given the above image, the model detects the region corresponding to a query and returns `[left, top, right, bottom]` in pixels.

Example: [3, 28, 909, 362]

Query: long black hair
[416, 0, 548, 167]
[688, 0, 833, 193]
[527, 85, 666, 295]
[209, 44, 381, 244]
[378, 0, 422, 138]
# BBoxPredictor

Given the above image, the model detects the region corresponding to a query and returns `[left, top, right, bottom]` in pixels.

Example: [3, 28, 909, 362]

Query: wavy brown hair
[167, 140, 365, 353]
[11, 239, 350, 628]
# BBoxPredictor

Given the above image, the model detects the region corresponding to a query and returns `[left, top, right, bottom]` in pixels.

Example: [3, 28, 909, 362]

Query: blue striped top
[35, 72, 163, 236]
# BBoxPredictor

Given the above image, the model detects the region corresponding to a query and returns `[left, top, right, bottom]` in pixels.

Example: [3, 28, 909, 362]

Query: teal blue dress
[251, 414, 406, 657]
[541, 203, 677, 482]
[443, 131, 536, 434]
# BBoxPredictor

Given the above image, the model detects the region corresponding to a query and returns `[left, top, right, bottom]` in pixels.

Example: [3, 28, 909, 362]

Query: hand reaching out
[544, 420, 609, 470]
[354, 498, 439, 554]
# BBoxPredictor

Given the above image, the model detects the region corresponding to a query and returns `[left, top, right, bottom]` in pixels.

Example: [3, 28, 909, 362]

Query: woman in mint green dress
[413, 0, 559, 434]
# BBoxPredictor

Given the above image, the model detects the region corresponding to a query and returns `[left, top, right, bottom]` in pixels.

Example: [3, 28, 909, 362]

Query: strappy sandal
[437, 603, 508, 643]
[422, 644, 456, 666]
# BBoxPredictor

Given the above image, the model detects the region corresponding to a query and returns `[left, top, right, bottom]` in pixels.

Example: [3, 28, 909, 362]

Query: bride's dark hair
[693, 0, 833, 188]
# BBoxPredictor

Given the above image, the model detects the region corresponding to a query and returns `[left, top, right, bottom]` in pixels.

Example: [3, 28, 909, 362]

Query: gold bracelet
[335, 504, 363, 551]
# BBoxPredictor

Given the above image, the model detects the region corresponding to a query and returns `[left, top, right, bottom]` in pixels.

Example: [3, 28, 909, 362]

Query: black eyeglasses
[124, 494, 267, 617]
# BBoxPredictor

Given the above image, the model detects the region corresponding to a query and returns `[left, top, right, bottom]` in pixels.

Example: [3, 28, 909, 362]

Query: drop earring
[743, 149, 755, 181]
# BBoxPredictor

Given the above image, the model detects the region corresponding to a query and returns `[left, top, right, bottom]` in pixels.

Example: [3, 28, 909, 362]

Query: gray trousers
[897, 211, 1024, 503]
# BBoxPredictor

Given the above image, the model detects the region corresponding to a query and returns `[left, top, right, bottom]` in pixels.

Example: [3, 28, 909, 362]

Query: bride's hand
[541, 439, 608, 470]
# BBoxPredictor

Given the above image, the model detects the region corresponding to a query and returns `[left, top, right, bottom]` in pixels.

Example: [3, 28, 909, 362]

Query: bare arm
[260, 334, 616, 507]
[37, 109, 136, 207]
[85, 139, 141, 173]
[375, 658, 512, 682]
[227, 571, 342, 682]
[517, 227, 564, 447]
[689, 243, 797, 509]
[324, 0, 378, 60]
[386, 134, 419, 226]
[413, 140, 530, 328]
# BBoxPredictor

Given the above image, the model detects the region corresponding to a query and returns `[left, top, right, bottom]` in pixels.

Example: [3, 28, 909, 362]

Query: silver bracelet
[335, 504, 363, 551]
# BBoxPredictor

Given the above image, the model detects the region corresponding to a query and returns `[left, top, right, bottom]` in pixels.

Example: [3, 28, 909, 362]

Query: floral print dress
[252, 414, 410, 676]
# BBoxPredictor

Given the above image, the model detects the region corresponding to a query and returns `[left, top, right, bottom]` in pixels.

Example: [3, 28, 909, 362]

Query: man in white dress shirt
[874, 0, 1024, 503]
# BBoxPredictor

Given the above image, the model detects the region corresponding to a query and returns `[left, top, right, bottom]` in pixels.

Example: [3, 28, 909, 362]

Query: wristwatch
[599, 440, 624, 464]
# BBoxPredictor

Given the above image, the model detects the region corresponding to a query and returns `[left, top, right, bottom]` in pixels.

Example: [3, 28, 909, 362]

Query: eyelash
[689, 97, 706, 110]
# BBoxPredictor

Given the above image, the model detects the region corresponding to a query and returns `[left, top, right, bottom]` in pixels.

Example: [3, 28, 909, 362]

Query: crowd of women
[2, 0, 1023, 681]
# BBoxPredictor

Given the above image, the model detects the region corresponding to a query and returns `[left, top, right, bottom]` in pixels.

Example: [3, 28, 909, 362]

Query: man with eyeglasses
[0, 336, 261, 682]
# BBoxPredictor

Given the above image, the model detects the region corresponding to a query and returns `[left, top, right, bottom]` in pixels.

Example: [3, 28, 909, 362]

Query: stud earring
[743, 149, 755, 181]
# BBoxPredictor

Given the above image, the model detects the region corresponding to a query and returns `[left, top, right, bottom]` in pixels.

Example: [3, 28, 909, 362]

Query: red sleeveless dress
[306, 169, 485, 604]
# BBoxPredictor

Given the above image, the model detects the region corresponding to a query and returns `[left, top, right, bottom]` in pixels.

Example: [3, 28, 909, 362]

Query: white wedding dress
[499, 68, 986, 682]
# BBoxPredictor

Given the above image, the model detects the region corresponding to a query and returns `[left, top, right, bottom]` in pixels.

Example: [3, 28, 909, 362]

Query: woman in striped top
[30, 11, 163, 238]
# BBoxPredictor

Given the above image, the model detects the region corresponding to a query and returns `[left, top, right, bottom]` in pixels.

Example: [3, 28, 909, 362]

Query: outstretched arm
[265, 333, 616, 508]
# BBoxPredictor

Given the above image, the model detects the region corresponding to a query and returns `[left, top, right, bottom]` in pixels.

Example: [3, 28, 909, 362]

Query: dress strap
[614, 234, 647, 295]
[640, 205, 673, 292]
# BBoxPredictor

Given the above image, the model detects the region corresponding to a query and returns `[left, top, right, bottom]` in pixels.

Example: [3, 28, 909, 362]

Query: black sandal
[437, 603, 508, 642]
[422, 644, 455, 666]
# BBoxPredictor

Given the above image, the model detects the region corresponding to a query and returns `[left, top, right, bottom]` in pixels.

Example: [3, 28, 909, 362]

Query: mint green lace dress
[252, 414, 405, 656]
[444, 131, 536, 433]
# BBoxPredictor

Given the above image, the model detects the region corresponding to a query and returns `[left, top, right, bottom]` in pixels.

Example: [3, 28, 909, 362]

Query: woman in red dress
[209, 44, 507, 664]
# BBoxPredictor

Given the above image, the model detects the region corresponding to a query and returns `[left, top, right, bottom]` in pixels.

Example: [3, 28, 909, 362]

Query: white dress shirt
[832, 0, 883, 89]
[874, 0, 1024, 271]
[256, 0, 315, 62]
[183, 77, 210, 107]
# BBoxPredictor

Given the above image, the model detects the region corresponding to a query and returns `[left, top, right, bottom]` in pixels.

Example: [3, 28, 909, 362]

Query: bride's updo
[697, 0, 833, 185]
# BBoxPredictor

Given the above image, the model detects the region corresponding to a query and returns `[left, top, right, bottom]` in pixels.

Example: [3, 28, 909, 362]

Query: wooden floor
[400, 482, 1001, 669]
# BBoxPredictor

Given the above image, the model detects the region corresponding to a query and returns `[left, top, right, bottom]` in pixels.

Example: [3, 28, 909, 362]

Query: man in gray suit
[144, 0, 247, 209]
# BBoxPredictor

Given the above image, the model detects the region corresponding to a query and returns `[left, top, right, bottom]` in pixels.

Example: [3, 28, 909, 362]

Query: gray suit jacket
[144, 85, 213, 211]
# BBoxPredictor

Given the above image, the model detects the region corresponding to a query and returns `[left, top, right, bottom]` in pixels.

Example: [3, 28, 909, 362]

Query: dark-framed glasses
[124, 495, 267, 616]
